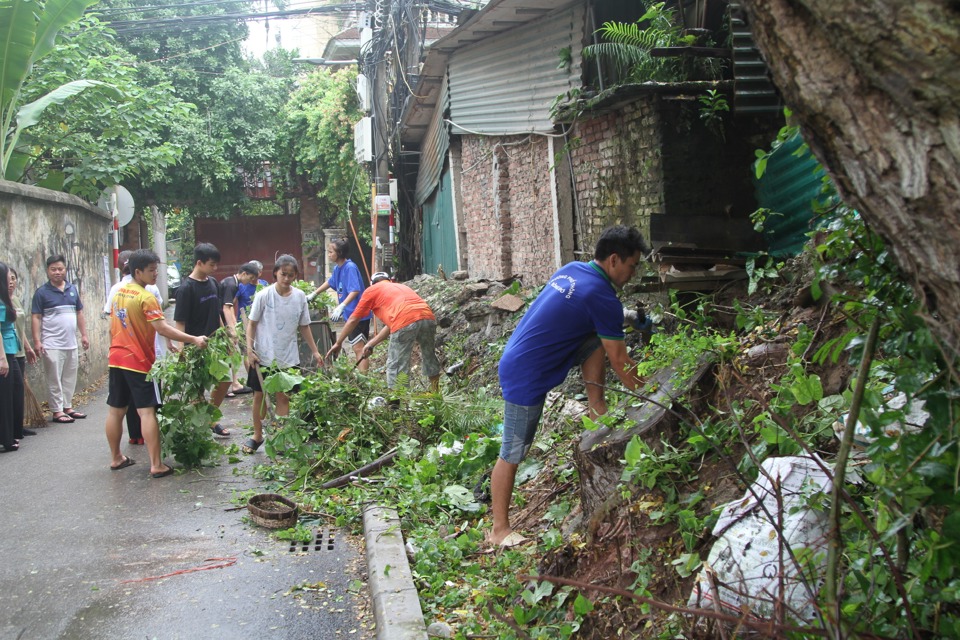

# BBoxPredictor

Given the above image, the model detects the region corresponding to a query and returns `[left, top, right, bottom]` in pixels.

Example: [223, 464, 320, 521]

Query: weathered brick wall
[459, 134, 557, 283]
[568, 97, 663, 254]
[453, 94, 769, 284]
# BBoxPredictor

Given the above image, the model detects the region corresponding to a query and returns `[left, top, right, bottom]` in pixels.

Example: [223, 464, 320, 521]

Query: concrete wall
[0, 180, 112, 397]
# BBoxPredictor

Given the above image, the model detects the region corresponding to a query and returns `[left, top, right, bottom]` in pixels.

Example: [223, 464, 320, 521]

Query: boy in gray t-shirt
[242, 255, 323, 454]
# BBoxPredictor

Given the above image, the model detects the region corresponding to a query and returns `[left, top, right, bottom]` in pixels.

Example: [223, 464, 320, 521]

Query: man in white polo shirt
[31, 254, 89, 423]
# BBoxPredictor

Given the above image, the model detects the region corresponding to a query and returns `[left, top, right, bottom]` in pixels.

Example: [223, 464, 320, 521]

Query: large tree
[275, 67, 366, 223]
[740, 1, 960, 361]
[15, 16, 190, 199]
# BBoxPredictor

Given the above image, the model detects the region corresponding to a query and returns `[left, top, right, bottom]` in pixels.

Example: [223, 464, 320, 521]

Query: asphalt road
[0, 378, 371, 640]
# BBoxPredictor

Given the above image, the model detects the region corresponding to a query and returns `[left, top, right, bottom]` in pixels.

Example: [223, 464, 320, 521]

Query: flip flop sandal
[151, 467, 175, 478]
[110, 456, 136, 471]
[65, 411, 87, 419]
[52, 413, 75, 423]
[211, 423, 231, 437]
[242, 438, 264, 454]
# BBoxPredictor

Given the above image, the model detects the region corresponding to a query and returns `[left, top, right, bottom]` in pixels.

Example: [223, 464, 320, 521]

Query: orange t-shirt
[351, 282, 434, 332]
[109, 282, 165, 373]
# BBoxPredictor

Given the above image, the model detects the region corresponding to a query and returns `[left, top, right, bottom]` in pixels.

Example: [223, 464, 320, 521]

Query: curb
[363, 505, 428, 640]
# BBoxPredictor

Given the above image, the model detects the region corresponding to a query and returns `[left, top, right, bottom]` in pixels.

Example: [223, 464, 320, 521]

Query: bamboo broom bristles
[23, 378, 47, 427]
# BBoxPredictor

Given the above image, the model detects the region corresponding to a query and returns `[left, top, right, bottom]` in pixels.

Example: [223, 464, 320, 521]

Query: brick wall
[568, 97, 663, 253]
[451, 94, 769, 284]
[459, 135, 557, 283]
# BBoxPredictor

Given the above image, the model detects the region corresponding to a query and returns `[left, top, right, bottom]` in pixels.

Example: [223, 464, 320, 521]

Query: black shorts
[246, 365, 301, 394]
[107, 368, 162, 410]
[345, 319, 370, 346]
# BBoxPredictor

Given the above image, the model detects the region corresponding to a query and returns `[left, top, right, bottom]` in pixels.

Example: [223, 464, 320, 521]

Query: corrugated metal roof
[429, 0, 561, 53]
[415, 74, 451, 205]
[399, 0, 580, 143]
[448, 3, 583, 134]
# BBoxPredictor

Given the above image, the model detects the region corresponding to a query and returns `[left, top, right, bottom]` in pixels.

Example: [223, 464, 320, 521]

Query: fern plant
[584, 1, 722, 85]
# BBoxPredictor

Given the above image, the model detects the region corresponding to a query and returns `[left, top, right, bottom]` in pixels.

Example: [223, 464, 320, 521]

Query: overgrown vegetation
[214, 114, 960, 638]
[583, 1, 725, 86]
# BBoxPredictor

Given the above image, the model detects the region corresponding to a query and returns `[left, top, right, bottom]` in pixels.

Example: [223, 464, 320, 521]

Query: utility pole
[366, 0, 391, 275]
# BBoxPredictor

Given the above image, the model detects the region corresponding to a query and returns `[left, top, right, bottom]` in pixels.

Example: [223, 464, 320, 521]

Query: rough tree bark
[740, 0, 960, 360]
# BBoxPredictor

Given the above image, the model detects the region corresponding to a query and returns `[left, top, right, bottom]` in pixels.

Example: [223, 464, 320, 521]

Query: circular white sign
[97, 185, 136, 227]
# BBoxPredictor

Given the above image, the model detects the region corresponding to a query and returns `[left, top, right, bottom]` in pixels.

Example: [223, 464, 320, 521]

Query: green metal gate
[421, 170, 459, 275]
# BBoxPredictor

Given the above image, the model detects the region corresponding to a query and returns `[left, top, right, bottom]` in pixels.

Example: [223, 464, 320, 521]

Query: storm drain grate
[288, 528, 336, 553]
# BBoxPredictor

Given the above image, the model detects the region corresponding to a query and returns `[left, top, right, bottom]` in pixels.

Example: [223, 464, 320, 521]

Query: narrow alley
[0, 382, 370, 639]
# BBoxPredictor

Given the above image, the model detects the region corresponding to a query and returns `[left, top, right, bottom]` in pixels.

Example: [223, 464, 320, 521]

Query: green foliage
[290, 279, 334, 313]
[275, 67, 366, 224]
[15, 16, 190, 197]
[151, 329, 241, 466]
[744, 253, 784, 295]
[0, 0, 106, 178]
[697, 89, 729, 141]
[93, 0, 298, 215]
[583, 1, 724, 86]
[736, 119, 960, 635]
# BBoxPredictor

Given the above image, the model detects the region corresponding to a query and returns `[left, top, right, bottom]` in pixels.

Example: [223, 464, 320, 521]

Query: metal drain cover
[288, 528, 336, 553]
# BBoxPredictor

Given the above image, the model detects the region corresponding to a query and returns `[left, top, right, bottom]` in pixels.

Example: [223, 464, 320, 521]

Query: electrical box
[354, 117, 373, 163]
[389, 178, 398, 202]
[356, 73, 371, 113]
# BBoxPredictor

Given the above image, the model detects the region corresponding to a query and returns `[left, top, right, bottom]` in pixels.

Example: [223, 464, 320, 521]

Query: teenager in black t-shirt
[173, 243, 233, 436]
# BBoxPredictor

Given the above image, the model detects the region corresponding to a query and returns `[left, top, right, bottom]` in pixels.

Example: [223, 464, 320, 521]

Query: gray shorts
[386, 319, 440, 387]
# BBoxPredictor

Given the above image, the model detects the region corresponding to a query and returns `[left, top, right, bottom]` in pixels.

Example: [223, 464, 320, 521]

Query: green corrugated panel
[421, 169, 459, 275]
[754, 134, 827, 256]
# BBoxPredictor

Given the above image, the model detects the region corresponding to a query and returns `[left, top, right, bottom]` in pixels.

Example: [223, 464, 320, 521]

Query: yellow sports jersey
[109, 282, 165, 373]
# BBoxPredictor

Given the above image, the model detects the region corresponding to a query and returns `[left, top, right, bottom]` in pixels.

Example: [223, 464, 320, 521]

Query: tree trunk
[575, 354, 715, 520]
[152, 204, 168, 302]
[740, 0, 960, 360]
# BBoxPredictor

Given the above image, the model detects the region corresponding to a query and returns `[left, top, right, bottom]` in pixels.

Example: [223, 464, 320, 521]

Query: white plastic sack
[832, 392, 928, 450]
[689, 456, 832, 622]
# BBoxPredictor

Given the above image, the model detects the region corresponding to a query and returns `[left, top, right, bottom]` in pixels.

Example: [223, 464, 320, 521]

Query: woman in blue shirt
[0, 261, 24, 451]
[307, 239, 373, 372]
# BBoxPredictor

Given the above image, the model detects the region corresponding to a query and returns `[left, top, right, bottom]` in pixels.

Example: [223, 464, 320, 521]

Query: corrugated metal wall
[754, 133, 827, 256]
[448, 3, 584, 134]
[421, 170, 459, 275]
[415, 74, 451, 205]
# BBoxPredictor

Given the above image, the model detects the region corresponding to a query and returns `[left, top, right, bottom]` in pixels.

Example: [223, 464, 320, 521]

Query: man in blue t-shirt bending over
[491, 225, 649, 547]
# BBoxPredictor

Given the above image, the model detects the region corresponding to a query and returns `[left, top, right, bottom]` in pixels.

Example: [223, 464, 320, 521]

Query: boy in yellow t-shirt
[106, 250, 207, 478]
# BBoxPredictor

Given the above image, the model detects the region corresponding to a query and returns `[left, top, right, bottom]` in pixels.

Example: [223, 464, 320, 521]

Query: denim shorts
[499, 400, 545, 464]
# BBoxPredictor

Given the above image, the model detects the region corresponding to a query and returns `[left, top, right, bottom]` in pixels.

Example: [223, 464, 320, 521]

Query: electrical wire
[103, 3, 366, 34]
[444, 118, 572, 138]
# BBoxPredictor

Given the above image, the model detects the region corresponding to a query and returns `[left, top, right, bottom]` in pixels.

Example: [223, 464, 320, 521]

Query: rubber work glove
[306, 291, 318, 302]
[330, 303, 346, 322]
[623, 307, 654, 332]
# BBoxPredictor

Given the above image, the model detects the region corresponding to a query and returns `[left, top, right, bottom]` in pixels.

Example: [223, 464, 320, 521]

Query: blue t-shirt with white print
[498, 261, 624, 406]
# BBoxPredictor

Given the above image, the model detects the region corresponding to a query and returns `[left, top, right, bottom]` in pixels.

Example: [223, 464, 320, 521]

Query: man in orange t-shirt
[106, 249, 207, 478]
[326, 273, 440, 391]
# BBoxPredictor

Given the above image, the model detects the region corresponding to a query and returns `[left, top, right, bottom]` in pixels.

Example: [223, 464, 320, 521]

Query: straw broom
[23, 378, 47, 427]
